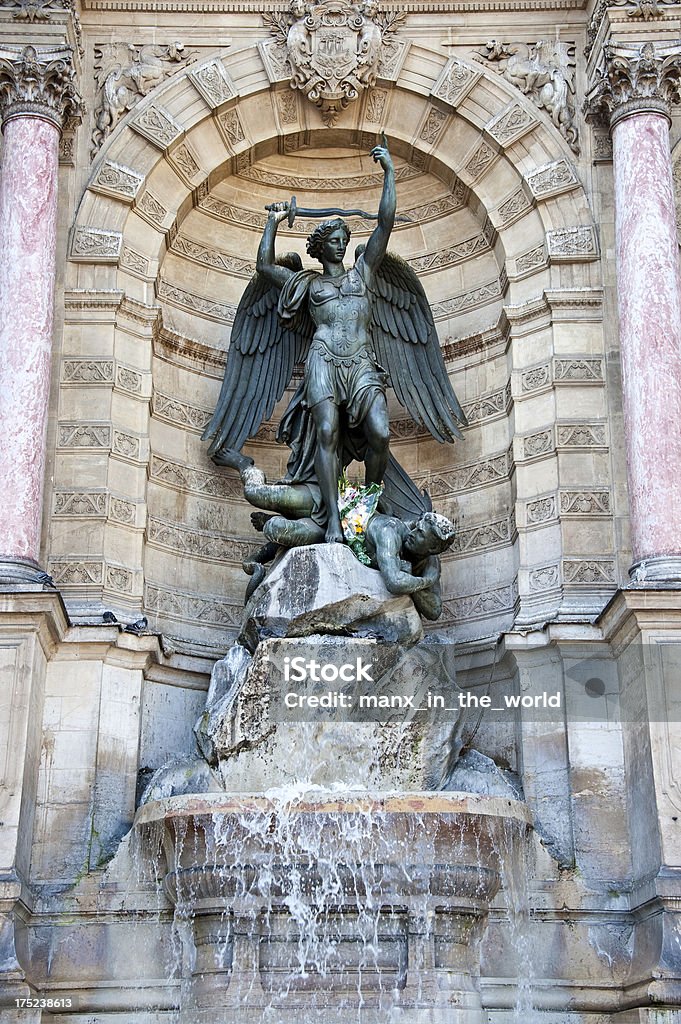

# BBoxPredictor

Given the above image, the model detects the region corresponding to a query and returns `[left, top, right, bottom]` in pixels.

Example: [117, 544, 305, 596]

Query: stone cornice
[0, 43, 81, 130]
[585, 40, 681, 128]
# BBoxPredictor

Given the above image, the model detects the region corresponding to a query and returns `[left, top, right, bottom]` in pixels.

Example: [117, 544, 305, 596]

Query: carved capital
[585, 41, 681, 129]
[0, 44, 82, 130]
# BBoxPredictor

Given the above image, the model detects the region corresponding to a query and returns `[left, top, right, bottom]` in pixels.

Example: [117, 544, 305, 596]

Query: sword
[265, 195, 412, 228]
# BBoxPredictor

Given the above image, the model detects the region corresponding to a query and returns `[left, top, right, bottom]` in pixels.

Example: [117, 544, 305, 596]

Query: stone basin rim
[135, 790, 533, 828]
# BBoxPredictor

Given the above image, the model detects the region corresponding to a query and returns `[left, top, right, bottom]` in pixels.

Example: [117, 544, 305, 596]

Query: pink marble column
[0, 45, 80, 585]
[0, 115, 60, 582]
[612, 109, 681, 580]
[588, 42, 681, 581]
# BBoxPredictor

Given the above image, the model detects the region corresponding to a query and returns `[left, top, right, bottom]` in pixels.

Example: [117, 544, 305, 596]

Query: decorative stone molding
[557, 422, 608, 447]
[418, 451, 511, 498]
[586, 0, 681, 60]
[90, 160, 145, 202]
[145, 581, 242, 628]
[61, 359, 114, 383]
[447, 514, 515, 556]
[130, 102, 183, 150]
[485, 101, 538, 146]
[431, 56, 480, 107]
[559, 490, 611, 514]
[522, 429, 553, 459]
[236, 160, 419, 191]
[562, 558, 616, 584]
[554, 357, 604, 382]
[198, 185, 466, 235]
[147, 517, 258, 564]
[57, 422, 111, 448]
[586, 41, 681, 129]
[525, 159, 579, 199]
[149, 454, 243, 500]
[515, 244, 547, 275]
[441, 581, 517, 625]
[463, 382, 512, 424]
[188, 58, 235, 108]
[525, 495, 557, 525]
[529, 564, 560, 592]
[262, 0, 405, 126]
[53, 491, 107, 516]
[496, 187, 532, 226]
[462, 140, 498, 180]
[70, 226, 123, 261]
[0, 44, 81, 129]
[477, 40, 578, 152]
[547, 225, 600, 260]
[91, 42, 194, 156]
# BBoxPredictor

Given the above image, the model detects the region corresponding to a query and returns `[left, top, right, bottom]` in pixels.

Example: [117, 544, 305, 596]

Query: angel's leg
[311, 399, 344, 544]
[363, 397, 390, 488]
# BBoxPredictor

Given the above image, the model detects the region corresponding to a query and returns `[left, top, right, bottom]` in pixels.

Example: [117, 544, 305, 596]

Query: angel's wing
[364, 249, 468, 443]
[202, 254, 314, 458]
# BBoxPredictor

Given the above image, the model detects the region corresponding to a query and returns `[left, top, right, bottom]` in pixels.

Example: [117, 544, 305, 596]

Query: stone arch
[53, 40, 609, 646]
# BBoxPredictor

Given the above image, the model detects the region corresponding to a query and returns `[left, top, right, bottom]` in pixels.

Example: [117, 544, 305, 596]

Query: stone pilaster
[586, 42, 681, 583]
[0, 46, 81, 586]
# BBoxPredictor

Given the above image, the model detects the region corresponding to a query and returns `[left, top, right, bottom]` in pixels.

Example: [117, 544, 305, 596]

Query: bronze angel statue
[203, 137, 466, 578]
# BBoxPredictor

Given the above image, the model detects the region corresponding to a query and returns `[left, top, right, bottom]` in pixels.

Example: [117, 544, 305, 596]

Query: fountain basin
[135, 791, 531, 1022]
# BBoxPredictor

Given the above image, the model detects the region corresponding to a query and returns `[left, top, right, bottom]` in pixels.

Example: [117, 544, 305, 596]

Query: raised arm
[256, 204, 296, 288]
[363, 139, 396, 274]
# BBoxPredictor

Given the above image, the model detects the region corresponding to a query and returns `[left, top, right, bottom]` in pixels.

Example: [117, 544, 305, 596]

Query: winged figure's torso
[308, 262, 373, 359]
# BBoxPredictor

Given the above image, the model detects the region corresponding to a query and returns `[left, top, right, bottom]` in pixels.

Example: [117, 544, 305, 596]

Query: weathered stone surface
[443, 748, 523, 799]
[193, 642, 251, 765]
[240, 544, 423, 651]
[140, 756, 222, 803]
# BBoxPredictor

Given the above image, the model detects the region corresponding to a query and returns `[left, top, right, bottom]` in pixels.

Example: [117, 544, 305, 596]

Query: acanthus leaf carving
[431, 56, 480, 107]
[586, 41, 681, 127]
[0, 43, 81, 128]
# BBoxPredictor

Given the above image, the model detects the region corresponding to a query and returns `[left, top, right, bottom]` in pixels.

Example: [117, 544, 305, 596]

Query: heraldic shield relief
[271, 0, 404, 124]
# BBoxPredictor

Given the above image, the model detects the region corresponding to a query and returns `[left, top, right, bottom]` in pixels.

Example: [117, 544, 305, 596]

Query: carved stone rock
[240, 544, 423, 652]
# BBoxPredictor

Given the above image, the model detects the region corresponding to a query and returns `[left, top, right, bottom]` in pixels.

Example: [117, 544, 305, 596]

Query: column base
[629, 556, 681, 585]
[0, 557, 54, 589]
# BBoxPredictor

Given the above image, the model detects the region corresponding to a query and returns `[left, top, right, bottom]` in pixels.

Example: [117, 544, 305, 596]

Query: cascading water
[135, 788, 531, 1023]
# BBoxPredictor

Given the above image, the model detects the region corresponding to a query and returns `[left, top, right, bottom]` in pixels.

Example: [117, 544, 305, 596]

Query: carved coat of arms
[265, 0, 404, 125]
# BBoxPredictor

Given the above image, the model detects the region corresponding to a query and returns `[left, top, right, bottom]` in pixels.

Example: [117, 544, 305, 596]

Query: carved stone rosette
[0, 44, 81, 130]
[585, 40, 681, 129]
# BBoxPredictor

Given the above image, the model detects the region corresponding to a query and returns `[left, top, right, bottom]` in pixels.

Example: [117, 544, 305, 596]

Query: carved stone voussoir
[189, 58, 235, 108]
[130, 102, 183, 150]
[485, 101, 538, 147]
[0, 44, 81, 128]
[431, 57, 480, 107]
[90, 160, 145, 202]
[547, 225, 599, 261]
[263, 0, 406, 126]
[70, 226, 123, 262]
[586, 41, 681, 128]
[526, 159, 579, 199]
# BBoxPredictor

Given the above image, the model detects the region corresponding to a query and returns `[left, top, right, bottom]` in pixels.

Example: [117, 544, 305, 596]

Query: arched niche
[53, 40, 606, 647]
